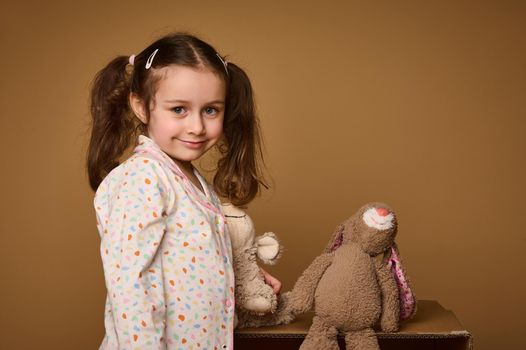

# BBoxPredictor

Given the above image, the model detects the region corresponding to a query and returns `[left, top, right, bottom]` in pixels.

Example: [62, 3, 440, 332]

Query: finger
[260, 268, 282, 293]
[267, 274, 282, 294]
[273, 280, 282, 294]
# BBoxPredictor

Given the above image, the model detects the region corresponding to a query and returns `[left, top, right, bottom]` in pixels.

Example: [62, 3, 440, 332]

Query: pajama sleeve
[97, 159, 172, 349]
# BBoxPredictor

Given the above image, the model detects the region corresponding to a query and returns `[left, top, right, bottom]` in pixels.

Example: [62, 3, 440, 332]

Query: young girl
[87, 33, 280, 350]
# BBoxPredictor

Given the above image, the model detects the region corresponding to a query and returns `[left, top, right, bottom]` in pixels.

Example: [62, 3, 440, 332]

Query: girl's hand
[260, 267, 282, 294]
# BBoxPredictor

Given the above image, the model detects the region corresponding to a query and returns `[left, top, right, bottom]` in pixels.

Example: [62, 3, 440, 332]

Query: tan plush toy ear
[386, 243, 417, 321]
[324, 223, 345, 253]
[256, 232, 282, 265]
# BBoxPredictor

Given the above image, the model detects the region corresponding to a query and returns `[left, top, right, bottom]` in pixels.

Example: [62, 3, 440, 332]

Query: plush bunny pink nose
[376, 207, 390, 217]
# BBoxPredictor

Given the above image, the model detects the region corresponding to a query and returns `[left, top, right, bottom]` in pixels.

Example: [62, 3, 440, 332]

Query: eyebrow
[163, 99, 225, 105]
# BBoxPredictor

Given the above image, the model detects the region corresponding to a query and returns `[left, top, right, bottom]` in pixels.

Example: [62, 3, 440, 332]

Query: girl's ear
[129, 93, 148, 124]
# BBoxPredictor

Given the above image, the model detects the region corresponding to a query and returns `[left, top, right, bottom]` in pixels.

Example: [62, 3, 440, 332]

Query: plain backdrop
[1, 0, 525, 349]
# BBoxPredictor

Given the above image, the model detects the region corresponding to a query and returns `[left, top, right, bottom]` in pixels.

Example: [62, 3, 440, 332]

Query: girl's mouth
[178, 139, 206, 149]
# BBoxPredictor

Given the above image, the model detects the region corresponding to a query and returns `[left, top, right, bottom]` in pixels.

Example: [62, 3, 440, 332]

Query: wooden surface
[235, 300, 473, 350]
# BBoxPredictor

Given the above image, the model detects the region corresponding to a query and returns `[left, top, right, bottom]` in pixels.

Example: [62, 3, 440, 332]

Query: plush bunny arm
[375, 257, 400, 332]
[237, 253, 334, 329]
[288, 252, 335, 315]
[256, 232, 282, 265]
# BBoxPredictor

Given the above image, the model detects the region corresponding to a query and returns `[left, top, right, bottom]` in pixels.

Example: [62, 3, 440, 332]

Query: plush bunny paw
[244, 296, 273, 314]
[256, 232, 282, 264]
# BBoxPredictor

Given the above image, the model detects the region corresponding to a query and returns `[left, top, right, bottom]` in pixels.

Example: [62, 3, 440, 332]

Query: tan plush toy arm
[375, 255, 400, 332]
[287, 252, 335, 315]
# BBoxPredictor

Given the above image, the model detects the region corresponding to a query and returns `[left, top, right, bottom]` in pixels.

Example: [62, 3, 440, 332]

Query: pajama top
[94, 135, 235, 350]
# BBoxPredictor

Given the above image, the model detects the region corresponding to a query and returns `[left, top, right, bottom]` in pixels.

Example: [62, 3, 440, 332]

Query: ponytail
[87, 56, 137, 191]
[214, 62, 268, 207]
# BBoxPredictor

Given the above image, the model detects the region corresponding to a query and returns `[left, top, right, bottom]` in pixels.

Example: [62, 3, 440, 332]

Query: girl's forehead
[154, 65, 226, 101]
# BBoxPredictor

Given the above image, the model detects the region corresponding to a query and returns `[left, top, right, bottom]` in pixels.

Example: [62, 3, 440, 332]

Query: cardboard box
[235, 300, 473, 349]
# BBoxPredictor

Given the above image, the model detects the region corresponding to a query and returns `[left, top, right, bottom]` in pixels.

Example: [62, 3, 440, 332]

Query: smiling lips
[178, 138, 206, 149]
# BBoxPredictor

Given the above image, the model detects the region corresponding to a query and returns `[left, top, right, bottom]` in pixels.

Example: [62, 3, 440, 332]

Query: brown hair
[87, 33, 267, 206]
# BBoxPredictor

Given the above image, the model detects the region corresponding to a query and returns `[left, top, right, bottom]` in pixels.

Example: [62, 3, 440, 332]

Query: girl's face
[131, 65, 226, 170]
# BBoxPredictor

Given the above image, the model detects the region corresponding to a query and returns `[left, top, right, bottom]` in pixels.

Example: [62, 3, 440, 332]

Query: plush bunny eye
[363, 207, 394, 230]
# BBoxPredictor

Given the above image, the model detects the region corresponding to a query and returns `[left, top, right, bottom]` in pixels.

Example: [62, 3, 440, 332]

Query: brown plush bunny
[239, 202, 416, 350]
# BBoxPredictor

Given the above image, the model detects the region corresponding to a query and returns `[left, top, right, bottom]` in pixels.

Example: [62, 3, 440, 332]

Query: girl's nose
[188, 114, 205, 135]
[376, 207, 390, 217]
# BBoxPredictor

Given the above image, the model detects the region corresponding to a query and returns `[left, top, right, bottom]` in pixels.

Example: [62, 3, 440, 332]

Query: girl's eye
[172, 106, 186, 115]
[203, 107, 219, 117]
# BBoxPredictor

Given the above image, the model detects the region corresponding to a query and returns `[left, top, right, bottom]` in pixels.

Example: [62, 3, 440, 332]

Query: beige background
[1, 0, 525, 349]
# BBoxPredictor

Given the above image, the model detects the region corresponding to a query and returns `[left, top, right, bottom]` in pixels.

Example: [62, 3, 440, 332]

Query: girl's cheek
[212, 127, 223, 139]
[210, 119, 224, 137]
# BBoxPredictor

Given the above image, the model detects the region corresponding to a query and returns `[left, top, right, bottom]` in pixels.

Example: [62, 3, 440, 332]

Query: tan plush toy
[241, 202, 416, 349]
[221, 203, 282, 326]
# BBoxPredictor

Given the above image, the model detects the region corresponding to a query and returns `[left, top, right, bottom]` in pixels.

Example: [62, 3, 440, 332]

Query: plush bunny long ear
[324, 223, 345, 253]
[386, 243, 417, 321]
